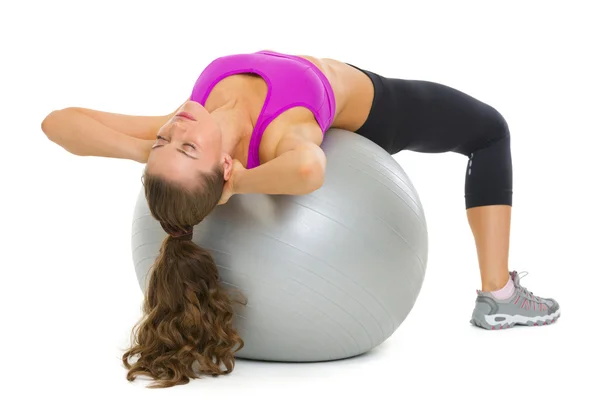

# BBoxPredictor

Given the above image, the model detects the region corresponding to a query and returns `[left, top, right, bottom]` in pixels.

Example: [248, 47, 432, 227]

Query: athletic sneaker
[470, 270, 560, 330]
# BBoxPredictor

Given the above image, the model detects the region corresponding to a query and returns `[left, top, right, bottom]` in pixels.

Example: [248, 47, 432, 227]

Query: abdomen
[298, 54, 374, 131]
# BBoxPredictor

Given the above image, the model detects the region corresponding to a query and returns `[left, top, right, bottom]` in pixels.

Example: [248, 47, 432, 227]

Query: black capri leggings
[349, 65, 513, 209]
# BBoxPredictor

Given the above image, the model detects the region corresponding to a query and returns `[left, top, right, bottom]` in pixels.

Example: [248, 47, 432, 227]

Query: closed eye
[153, 135, 199, 159]
[156, 135, 196, 150]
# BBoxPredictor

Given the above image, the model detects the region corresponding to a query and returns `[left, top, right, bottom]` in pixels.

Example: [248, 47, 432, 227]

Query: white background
[1, 0, 598, 411]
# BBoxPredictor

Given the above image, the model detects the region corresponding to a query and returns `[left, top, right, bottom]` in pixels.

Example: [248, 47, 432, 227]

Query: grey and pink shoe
[470, 271, 560, 330]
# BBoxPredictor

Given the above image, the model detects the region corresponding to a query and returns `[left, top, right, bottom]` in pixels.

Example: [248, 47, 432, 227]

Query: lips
[176, 111, 196, 121]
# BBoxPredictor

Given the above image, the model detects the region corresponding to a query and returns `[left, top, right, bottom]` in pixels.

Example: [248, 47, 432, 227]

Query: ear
[221, 153, 234, 181]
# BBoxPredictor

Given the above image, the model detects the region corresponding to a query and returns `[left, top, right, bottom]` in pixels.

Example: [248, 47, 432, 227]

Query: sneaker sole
[470, 309, 561, 330]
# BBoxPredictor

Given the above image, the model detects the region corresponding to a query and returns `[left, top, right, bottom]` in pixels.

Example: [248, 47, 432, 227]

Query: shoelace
[513, 271, 545, 304]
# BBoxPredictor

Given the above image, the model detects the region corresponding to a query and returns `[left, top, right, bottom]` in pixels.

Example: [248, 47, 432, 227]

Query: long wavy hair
[122, 165, 245, 388]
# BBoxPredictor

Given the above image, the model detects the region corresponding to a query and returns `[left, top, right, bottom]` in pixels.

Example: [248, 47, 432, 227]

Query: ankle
[481, 273, 510, 293]
[482, 282, 506, 292]
[483, 274, 515, 300]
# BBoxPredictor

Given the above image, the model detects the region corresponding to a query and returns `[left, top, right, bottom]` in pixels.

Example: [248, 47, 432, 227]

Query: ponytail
[123, 235, 244, 388]
[123, 163, 244, 388]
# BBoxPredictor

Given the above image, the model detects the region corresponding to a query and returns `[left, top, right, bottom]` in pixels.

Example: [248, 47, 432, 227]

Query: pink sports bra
[189, 50, 336, 169]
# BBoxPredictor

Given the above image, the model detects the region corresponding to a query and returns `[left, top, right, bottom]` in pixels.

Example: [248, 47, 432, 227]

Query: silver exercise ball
[131, 129, 428, 362]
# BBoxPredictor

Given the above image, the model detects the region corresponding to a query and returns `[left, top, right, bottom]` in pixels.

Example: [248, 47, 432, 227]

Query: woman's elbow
[298, 150, 326, 193]
[41, 110, 60, 137]
[302, 165, 325, 193]
[41, 109, 72, 140]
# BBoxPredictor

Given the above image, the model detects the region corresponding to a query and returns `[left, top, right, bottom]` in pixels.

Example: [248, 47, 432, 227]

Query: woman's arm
[234, 124, 326, 195]
[41, 105, 182, 163]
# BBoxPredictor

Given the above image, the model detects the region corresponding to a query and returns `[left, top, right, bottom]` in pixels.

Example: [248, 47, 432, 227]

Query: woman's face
[146, 101, 225, 186]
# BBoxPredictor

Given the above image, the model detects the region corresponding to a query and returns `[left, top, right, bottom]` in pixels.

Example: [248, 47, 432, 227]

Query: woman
[41, 50, 560, 387]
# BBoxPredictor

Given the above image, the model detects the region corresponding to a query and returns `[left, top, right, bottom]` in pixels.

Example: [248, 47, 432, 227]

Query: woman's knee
[465, 124, 513, 208]
[488, 107, 511, 142]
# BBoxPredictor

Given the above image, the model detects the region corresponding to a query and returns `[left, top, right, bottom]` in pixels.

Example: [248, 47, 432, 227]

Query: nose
[170, 119, 189, 137]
